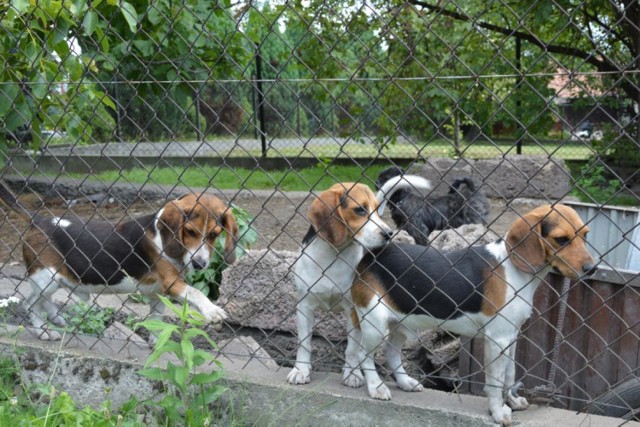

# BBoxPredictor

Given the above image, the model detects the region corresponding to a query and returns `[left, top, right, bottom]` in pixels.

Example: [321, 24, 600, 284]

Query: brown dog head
[506, 204, 596, 279]
[308, 182, 391, 250]
[156, 194, 239, 269]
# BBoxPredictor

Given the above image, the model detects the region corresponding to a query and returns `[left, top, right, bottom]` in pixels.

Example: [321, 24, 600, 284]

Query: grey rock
[220, 249, 348, 340]
[428, 224, 500, 252]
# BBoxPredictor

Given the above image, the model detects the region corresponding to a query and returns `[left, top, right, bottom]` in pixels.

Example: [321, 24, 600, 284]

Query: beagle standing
[352, 204, 596, 425]
[0, 183, 238, 341]
[287, 177, 431, 388]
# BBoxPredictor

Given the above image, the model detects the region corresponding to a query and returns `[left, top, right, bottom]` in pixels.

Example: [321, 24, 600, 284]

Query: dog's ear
[308, 189, 348, 248]
[221, 208, 239, 264]
[156, 200, 188, 259]
[506, 210, 547, 274]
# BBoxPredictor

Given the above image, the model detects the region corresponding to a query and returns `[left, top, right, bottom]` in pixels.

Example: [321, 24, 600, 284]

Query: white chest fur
[294, 237, 363, 312]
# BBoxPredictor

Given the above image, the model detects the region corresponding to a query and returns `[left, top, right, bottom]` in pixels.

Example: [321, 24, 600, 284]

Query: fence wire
[1, 0, 639, 423]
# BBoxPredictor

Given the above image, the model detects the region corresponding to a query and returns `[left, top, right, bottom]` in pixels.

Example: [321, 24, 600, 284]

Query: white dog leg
[505, 342, 528, 410]
[287, 301, 315, 385]
[484, 336, 513, 425]
[359, 306, 392, 400]
[342, 312, 364, 388]
[385, 327, 422, 393]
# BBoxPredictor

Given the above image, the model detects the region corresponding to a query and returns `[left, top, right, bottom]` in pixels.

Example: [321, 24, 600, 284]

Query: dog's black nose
[582, 263, 597, 276]
[191, 259, 207, 270]
[382, 229, 393, 241]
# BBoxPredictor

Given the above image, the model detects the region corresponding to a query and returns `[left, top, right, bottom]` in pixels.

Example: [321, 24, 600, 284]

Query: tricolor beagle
[287, 176, 431, 388]
[352, 204, 596, 425]
[0, 183, 238, 341]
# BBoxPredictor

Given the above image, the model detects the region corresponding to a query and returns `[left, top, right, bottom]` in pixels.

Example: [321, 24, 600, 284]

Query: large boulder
[219, 249, 348, 340]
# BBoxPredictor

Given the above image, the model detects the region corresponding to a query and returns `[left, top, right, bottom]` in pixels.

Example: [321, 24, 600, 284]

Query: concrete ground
[0, 265, 635, 426]
[0, 317, 631, 427]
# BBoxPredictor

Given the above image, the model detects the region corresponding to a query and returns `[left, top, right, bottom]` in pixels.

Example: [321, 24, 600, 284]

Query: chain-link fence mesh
[1, 0, 639, 422]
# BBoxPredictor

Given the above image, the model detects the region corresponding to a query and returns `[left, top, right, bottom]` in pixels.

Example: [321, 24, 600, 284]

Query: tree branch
[408, 0, 639, 100]
[408, 1, 608, 69]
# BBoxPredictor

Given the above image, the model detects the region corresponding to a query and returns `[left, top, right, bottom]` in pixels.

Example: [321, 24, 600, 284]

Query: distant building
[548, 68, 627, 138]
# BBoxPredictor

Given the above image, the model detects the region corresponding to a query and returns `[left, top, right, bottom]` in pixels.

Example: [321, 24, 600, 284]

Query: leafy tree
[0, 1, 116, 152]
[76, 0, 250, 141]
[405, 0, 640, 163]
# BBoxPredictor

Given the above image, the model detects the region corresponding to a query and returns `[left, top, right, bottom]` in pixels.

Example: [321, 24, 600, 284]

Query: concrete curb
[0, 326, 631, 426]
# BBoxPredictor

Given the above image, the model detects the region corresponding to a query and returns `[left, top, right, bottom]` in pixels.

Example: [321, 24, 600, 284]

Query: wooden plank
[559, 278, 592, 410]
[614, 285, 640, 383]
[582, 280, 615, 405]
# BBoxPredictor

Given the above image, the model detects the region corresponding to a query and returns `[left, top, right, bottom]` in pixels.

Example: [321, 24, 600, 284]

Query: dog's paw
[341, 368, 364, 388]
[37, 328, 62, 341]
[506, 390, 529, 411]
[397, 376, 423, 393]
[490, 404, 513, 425]
[202, 305, 227, 326]
[368, 382, 392, 400]
[286, 367, 311, 385]
[49, 314, 67, 327]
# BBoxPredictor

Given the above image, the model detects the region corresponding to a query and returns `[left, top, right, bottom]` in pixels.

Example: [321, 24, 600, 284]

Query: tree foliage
[0, 0, 116, 151]
[1, 0, 638, 155]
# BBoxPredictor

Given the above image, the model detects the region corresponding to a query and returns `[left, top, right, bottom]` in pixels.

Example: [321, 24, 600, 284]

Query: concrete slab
[0, 325, 632, 426]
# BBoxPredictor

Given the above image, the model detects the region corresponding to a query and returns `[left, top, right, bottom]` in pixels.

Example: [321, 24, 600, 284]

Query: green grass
[76, 163, 391, 192]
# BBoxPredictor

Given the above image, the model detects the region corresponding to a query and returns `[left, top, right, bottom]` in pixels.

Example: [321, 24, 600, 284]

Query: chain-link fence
[1, 0, 639, 423]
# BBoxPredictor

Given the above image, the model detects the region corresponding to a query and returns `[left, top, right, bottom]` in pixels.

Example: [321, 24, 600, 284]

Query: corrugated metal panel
[563, 201, 640, 272]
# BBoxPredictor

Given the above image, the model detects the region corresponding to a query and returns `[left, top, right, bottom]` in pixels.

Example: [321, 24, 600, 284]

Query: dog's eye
[185, 229, 198, 238]
[354, 206, 368, 216]
[554, 236, 571, 246]
[208, 232, 218, 240]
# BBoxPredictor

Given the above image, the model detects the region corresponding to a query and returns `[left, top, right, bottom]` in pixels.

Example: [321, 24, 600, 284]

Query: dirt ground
[0, 188, 537, 389]
[0, 190, 522, 266]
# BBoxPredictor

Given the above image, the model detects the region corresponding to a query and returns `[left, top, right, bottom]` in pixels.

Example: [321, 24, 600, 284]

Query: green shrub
[137, 296, 226, 426]
[62, 302, 115, 336]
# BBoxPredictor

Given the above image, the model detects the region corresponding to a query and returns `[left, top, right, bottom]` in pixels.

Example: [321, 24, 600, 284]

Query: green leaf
[66, 56, 83, 81]
[94, 26, 110, 53]
[201, 385, 226, 404]
[138, 367, 165, 381]
[146, 340, 182, 366]
[172, 366, 189, 393]
[137, 318, 176, 332]
[99, 93, 116, 110]
[190, 370, 223, 386]
[31, 73, 49, 100]
[133, 40, 154, 56]
[0, 83, 19, 117]
[11, 0, 30, 14]
[180, 339, 195, 370]
[120, 2, 139, 33]
[83, 10, 98, 36]
[4, 97, 32, 132]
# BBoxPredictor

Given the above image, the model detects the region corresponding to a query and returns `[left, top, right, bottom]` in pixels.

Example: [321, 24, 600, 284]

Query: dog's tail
[0, 182, 33, 222]
[376, 174, 431, 216]
[450, 177, 476, 193]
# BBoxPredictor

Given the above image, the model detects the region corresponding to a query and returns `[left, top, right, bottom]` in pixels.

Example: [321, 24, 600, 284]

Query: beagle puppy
[352, 204, 596, 425]
[0, 183, 238, 341]
[287, 176, 431, 388]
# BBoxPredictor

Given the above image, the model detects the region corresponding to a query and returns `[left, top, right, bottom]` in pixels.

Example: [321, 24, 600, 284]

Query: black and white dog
[376, 166, 490, 245]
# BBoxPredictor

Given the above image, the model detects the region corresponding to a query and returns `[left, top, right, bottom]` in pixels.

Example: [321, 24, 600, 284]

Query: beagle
[352, 204, 596, 425]
[0, 183, 238, 341]
[287, 176, 431, 388]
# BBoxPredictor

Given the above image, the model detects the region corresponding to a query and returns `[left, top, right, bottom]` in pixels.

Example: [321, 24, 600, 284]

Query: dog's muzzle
[191, 258, 208, 270]
[582, 263, 597, 277]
